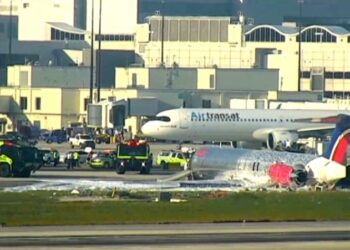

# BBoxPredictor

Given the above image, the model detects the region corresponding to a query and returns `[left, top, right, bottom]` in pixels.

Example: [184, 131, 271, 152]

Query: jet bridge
[87, 98, 175, 129]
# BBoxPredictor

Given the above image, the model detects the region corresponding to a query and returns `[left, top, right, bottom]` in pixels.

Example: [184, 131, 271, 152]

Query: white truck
[69, 134, 95, 149]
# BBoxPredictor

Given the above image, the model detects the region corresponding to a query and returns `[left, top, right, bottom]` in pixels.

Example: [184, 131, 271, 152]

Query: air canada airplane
[188, 114, 350, 189]
[141, 108, 350, 149]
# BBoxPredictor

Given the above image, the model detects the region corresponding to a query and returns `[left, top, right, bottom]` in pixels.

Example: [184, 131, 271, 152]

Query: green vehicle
[0, 140, 42, 177]
[89, 151, 115, 169]
[94, 134, 112, 144]
[115, 140, 152, 174]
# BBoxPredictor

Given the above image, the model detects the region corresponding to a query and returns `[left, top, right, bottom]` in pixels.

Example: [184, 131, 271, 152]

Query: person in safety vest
[72, 151, 79, 168]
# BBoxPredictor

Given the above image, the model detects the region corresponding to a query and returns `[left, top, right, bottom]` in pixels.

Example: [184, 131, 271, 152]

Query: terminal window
[35, 97, 41, 110]
[84, 98, 89, 111]
[20, 97, 28, 110]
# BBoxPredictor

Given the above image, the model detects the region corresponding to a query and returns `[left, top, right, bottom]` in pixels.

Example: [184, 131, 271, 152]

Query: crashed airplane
[188, 114, 350, 190]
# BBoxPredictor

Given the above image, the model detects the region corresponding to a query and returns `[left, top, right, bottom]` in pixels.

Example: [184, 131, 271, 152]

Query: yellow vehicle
[155, 150, 189, 170]
[89, 151, 115, 169]
[0, 140, 42, 177]
[115, 139, 152, 174]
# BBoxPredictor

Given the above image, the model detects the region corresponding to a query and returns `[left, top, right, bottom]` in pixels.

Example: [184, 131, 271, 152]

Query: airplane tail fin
[299, 114, 350, 186]
[323, 114, 350, 165]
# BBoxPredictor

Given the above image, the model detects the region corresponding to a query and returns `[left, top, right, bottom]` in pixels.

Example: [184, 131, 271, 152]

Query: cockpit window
[157, 116, 170, 122]
[146, 116, 171, 122]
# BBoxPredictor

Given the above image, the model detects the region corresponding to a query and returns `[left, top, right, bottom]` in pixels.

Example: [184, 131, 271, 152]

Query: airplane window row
[193, 118, 296, 122]
[237, 118, 295, 123]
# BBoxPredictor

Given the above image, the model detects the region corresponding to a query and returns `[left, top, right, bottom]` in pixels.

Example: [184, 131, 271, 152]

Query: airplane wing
[297, 126, 334, 138]
[253, 125, 334, 141]
[294, 114, 340, 137]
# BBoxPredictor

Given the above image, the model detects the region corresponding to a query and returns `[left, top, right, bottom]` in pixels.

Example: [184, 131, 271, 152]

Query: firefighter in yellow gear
[72, 151, 79, 168]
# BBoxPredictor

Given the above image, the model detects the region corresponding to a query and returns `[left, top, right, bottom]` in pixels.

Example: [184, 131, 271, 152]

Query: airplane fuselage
[141, 108, 349, 142]
[190, 146, 315, 180]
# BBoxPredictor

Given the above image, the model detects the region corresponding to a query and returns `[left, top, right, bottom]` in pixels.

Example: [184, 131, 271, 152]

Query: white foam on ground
[3, 178, 248, 192]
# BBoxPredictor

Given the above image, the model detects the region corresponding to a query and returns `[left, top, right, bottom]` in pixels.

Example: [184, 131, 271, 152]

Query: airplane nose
[141, 122, 154, 137]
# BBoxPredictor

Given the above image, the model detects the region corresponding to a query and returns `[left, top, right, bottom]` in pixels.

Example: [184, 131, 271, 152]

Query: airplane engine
[267, 131, 299, 150]
[268, 163, 307, 187]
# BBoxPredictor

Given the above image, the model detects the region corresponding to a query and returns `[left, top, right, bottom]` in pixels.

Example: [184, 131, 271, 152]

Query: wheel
[140, 167, 145, 174]
[116, 165, 125, 174]
[160, 161, 168, 170]
[96, 138, 101, 144]
[103, 162, 110, 169]
[140, 166, 150, 175]
[0, 163, 11, 177]
[13, 168, 31, 178]
[70, 144, 74, 149]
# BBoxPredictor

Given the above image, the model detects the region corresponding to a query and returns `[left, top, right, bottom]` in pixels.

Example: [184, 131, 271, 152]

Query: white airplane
[141, 108, 350, 149]
[187, 114, 350, 190]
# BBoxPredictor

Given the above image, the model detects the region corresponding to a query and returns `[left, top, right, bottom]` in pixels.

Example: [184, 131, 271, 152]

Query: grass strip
[1, 191, 350, 226]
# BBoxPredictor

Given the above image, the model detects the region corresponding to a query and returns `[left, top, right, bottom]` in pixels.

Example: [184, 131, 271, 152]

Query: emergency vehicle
[115, 139, 152, 174]
[0, 140, 42, 177]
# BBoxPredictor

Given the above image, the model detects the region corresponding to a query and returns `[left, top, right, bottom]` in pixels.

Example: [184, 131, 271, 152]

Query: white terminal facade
[0, 0, 350, 134]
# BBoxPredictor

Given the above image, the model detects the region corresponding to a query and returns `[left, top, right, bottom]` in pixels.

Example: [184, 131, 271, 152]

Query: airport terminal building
[1, 0, 350, 134]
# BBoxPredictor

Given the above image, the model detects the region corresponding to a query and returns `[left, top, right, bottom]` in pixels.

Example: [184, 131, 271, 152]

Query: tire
[140, 166, 150, 175]
[0, 163, 11, 177]
[160, 161, 168, 170]
[140, 167, 145, 174]
[96, 139, 101, 144]
[117, 165, 125, 174]
[70, 144, 74, 149]
[13, 168, 31, 178]
[104, 162, 110, 169]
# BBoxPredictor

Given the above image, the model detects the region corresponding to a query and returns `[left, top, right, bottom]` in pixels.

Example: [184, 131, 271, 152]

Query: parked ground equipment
[69, 133, 95, 149]
[40, 148, 60, 166]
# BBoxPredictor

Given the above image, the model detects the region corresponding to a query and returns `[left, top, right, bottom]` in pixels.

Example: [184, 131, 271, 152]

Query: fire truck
[115, 139, 152, 174]
[0, 140, 42, 177]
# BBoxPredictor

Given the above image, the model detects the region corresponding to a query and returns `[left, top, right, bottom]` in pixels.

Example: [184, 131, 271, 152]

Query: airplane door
[179, 110, 189, 129]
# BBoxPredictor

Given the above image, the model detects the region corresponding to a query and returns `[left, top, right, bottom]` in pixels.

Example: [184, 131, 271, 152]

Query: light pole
[97, 0, 102, 102]
[297, 0, 303, 92]
[160, 0, 165, 67]
[8, 0, 13, 66]
[89, 0, 95, 104]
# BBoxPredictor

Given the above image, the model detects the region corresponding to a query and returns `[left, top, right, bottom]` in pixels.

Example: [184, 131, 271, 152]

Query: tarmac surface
[1, 222, 350, 249]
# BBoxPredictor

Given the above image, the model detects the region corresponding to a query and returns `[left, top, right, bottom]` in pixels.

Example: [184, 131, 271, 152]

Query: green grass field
[1, 191, 350, 226]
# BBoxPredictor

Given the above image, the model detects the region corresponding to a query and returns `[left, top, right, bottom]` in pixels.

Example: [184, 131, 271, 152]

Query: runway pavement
[1, 222, 350, 249]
